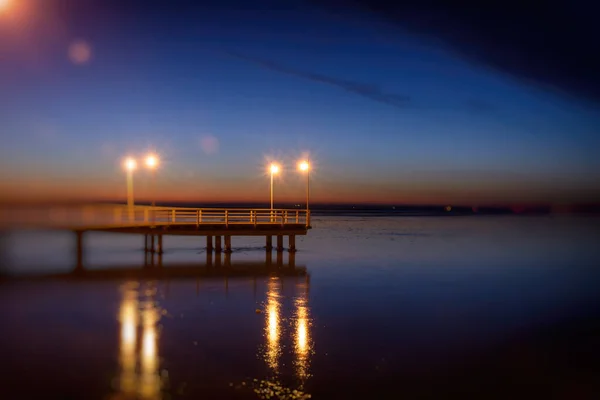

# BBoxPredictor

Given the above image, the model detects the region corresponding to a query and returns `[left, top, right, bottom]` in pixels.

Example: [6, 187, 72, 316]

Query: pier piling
[157, 235, 163, 255]
[266, 236, 273, 251]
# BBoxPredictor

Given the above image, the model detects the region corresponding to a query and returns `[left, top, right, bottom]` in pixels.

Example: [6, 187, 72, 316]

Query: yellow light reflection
[119, 286, 138, 396]
[265, 278, 281, 373]
[117, 282, 162, 400]
[294, 283, 311, 381]
[140, 303, 160, 399]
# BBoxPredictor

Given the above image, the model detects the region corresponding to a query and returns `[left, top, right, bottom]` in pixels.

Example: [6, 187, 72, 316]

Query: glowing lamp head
[299, 161, 309, 171]
[270, 164, 279, 174]
[145, 154, 158, 169]
[124, 158, 137, 171]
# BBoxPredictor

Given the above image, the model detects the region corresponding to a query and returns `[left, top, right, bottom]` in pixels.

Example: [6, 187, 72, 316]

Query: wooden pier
[0, 204, 312, 272]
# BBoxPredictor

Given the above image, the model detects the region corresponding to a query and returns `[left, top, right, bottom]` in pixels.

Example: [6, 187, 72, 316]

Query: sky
[0, 0, 599, 205]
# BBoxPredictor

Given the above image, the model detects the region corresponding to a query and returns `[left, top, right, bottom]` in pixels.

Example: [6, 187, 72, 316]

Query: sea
[1, 213, 599, 399]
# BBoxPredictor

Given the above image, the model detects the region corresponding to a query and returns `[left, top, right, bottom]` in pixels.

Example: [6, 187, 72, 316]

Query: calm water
[1, 216, 599, 399]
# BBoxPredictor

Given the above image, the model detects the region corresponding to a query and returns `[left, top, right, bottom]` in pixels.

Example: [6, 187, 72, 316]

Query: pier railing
[0, 204, 311, 229]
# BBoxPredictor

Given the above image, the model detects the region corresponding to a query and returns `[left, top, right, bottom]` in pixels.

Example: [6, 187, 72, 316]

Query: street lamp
[124, 157, 137, 208]
[298, 160, 310, 227]
[145, 154, 159, 207]
[124, 157, 137, 222]
[269, 163, 279, 210]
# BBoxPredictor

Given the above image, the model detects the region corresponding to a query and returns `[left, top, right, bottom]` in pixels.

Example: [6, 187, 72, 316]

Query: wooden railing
[0, 204, 311, 229]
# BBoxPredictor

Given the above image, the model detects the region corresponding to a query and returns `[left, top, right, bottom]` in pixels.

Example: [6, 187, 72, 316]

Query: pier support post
[206, 236, 213, 253]
[266, 236, 273, 251]
[224, 252, 232, 267]
[215, 236, 222, 253]
[75, 231, 84, 271]
[215, 252, 222, 268]
[157, 235, 163, 255]
[276, 235, 284, 252]
[224, 235, 232, 253]
[144, 234, 149, 253]
[288, 251, 296, 268]
[288, 235, 296, 252]
[150, 234, 155, 254]
[276, 250, 283, 266]
[206, 251, 213, 267]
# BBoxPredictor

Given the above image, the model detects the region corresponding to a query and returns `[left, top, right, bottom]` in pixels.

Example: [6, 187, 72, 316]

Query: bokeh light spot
[200, 135, 219, 155]
[68, 40, 92, 65]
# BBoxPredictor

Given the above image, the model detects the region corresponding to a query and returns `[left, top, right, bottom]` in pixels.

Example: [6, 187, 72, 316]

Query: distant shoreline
[0, 200, 598, 215]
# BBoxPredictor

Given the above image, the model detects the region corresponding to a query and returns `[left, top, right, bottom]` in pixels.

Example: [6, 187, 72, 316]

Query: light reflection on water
[294, 280, 311, 383]
[265, 277, 282, 373]
[116, 281, 163, 400]
[255, 277, 313, 399]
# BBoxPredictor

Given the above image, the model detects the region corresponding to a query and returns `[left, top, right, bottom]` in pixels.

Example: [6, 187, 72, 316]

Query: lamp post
[298, 160, 310, 227]
[270, 163, 279, 210]
[145, 154, 159, 207]
[145, 154, 159, 227]
[124, 157, 137, 221]
[270, 164, 279, 222]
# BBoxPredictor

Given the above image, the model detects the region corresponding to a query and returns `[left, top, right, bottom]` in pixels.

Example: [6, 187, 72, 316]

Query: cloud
[199, 135, 219, 155]
[312, 0, 600, 104]
[226, 51, 411, 109]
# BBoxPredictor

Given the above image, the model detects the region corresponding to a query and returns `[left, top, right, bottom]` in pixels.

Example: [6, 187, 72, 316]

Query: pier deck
[0, 204, 312, 271]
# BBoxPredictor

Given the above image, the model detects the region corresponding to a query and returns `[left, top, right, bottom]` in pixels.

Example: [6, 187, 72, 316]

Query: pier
[0, 203, 311, 272]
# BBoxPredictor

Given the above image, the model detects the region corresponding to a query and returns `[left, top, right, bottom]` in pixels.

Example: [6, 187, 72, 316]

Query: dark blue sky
[1, 0, 598, 204]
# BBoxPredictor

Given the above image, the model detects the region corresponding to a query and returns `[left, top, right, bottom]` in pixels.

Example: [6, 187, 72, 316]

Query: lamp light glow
[299, 161, 309, 171]
[124, 158, 137, 171]
[145, 154, 158, 169]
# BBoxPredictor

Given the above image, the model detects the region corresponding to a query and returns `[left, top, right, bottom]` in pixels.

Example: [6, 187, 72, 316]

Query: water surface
[1, 216, 599, 399]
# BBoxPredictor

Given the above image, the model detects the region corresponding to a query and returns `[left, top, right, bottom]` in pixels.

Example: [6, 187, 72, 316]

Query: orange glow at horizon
[1, 165, 599, 206]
